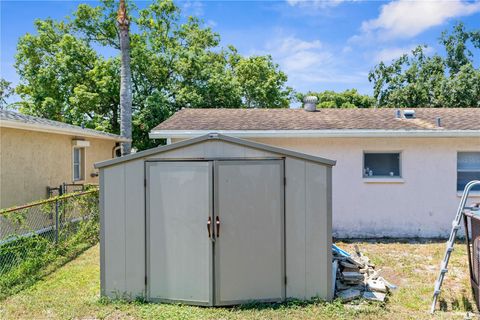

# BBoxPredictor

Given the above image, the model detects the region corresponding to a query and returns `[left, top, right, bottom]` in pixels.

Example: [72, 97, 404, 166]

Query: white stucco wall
[242, 137, 480, 238]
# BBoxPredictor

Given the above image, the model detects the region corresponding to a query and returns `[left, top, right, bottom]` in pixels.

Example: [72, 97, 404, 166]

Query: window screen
[73, 148, 83, 181]
[457, 152, 480, 192]
[364, 153, 401, 177]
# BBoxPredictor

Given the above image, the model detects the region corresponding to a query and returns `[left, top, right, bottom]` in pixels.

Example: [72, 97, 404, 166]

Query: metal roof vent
[303, 96, 318, 112]
[436, 117, 442, 127]
[403, 109, 416, 119]
[395, 109, 402, 119]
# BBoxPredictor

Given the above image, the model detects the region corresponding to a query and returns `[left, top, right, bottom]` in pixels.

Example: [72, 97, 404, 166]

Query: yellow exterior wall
[0, 127, 117, 209]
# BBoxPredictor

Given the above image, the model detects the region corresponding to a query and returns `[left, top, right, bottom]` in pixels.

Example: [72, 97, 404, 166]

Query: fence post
[55, 198, 59, 243]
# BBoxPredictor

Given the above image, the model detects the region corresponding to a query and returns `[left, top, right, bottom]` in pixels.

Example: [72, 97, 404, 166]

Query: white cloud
[373, 45, 435, 63]
[206, 20, 217, 28]
[182, 0, 204, 17]
[362, 0, 480, 39]
[287, 0, 350, 8]
[374, 46, 413, 62]
[254, 35, 366, 89]
[263, 36, 330, 74]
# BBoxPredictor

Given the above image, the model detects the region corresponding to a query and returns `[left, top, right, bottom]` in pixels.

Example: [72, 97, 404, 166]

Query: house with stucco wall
[149, 107, 480, 238]
[0, 110, 127, 209]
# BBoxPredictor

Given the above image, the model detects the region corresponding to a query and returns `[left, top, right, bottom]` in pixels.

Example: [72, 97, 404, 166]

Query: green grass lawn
[0, 241, 476, 320]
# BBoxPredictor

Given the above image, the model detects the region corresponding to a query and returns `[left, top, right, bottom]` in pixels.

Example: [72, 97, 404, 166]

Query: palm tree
[117, 0, 132, 155]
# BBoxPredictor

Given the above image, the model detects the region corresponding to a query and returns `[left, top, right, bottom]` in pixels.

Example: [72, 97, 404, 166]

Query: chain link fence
[0, 189, 99, 297]
[47, 182, 87, 198]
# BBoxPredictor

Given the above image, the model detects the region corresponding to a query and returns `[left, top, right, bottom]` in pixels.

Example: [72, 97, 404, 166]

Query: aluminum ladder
[430, 180, 480, 314]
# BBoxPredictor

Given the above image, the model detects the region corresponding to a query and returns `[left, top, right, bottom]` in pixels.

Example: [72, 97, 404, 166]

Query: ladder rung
[432, 181, 480, 314]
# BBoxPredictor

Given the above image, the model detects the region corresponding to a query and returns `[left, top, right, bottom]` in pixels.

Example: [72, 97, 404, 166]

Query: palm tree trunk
[118, 0, 132, 155]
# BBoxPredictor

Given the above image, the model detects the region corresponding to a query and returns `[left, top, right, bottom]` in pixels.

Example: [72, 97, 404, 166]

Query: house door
[147, 161, 213, 305]
[147, 159, 284, 306]
[214, 160, 285, 305]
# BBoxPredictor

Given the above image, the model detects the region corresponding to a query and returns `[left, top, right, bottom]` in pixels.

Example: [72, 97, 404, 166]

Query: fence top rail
[0, 189, 99, 215]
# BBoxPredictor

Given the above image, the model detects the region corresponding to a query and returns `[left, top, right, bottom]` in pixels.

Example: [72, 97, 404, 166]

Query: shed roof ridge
[95, 133, 336, 169]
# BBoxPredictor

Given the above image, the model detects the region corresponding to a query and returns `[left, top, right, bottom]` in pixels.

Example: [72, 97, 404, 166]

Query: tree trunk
[118, 0, 132, 155]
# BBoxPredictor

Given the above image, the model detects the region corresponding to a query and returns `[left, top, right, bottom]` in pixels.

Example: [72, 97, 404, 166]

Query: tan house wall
[0, 127, 116, 209]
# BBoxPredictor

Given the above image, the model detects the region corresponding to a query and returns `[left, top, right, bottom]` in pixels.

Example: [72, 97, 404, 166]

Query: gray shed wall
[100, 139, 332, 301]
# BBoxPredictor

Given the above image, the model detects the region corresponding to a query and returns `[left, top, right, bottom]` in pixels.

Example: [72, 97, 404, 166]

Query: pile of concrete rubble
[333, 244, 397, 302]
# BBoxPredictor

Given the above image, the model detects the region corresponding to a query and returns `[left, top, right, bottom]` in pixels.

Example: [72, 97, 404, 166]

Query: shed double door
[147, 160, 284, 306]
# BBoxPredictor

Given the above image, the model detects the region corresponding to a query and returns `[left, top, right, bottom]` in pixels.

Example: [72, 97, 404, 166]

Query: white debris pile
[332, 244, 397, 302]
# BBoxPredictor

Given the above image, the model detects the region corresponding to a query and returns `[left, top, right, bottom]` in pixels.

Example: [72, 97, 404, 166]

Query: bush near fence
[0, 188, 99, 299]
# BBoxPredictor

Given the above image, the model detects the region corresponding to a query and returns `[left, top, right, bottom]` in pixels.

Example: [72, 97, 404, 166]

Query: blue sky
[2, 0, 480, 103]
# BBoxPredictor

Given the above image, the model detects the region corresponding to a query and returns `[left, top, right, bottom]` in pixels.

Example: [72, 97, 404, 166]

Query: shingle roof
[1, 109, 127, 141]
[153, 108, 480, 131]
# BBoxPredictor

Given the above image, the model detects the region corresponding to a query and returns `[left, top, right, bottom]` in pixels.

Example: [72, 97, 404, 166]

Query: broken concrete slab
[378, 277, 397, 291]
[333, 244, 396, 304]
[363, 290, 386, 302]
[336, 280, 350, 291]
[367, 279, 387, 293]
[340, 261, 359, 269]
[342, 271, 364, 279]
[337, 289, 362, 302]
[332, 260, 338, 297]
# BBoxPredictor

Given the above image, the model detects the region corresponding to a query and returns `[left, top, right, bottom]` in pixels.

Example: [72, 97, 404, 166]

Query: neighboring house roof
[0, 110, 128, 141]
[95, 133, 336, 169]
[150, 108, 480, 139]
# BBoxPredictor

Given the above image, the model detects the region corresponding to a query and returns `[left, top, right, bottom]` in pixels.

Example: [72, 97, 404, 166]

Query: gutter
[1, 120, 130, 142]
[149, 129, 480, 139]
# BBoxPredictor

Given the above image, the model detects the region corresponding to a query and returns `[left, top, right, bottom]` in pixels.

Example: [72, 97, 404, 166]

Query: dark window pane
[457, 152, 480, 192]
[74, 164, 80, 180]
[458, 152, 480, 171]
[74, 148, 80, 164]
[457, 172, 480, 191]
[364, 153, 400, 177]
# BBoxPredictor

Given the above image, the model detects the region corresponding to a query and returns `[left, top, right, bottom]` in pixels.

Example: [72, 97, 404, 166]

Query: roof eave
[149, 129, 480, 139]
[1, 119, 129, 142]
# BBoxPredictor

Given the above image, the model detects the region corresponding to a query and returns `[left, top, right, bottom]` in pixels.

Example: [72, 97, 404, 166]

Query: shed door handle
[216, 216, 220, 238]
[207, 217, 212, 238]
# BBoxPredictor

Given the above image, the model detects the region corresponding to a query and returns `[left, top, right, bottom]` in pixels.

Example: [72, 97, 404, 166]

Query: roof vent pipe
[303, 96, 318, 112]
[395, 109, 402, 119]
[436, 117, 442, 127]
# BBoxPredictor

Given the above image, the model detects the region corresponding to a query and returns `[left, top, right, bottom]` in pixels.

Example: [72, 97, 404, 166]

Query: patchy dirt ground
[0, 240, 477, 320]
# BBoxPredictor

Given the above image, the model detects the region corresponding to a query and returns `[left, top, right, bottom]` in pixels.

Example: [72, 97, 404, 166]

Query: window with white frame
[363, 152, 401, 178]
[457, 152, 480, 192]
[73, 147, 85, 181]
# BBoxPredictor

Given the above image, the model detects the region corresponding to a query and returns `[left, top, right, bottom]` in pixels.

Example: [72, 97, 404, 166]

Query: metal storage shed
[95, 133, 335, 305]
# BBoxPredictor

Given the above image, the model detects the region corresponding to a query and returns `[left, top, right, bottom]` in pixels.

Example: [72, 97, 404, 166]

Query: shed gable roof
[95, 133, 336, 168]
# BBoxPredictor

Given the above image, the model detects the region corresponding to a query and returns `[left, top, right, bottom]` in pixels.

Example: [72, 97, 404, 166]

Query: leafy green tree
[14, 0, 292, 150]
[233, 55, 292, 108]
[0, 79, 14, 109]
[297, 89, 375, 108]
[369, 23, 480, 108]
[440, 23, 480, 75]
